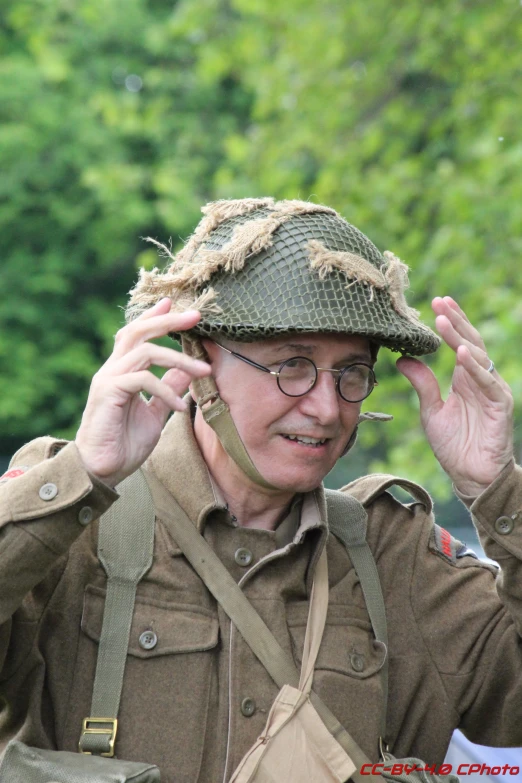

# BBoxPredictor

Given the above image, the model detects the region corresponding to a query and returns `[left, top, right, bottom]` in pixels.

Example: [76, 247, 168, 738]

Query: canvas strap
[79, 469, 155, 756]
[181, 335, 278, 491]
[325, 489, 389, 745]
[145, 468, 385, 783]
[200, 394, 278, 490]
[299, 545, 329, 695]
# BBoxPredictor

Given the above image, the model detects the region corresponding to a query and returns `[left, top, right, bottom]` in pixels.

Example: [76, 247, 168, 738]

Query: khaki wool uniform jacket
[1, 406, 522, 782]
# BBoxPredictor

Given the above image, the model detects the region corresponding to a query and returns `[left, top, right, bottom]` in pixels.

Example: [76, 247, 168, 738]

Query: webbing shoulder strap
[325, 489, 389, 746]
[79, 469, 155, 757]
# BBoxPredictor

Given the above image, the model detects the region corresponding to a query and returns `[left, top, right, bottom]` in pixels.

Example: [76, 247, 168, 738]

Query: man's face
[200, 332, 373, 493]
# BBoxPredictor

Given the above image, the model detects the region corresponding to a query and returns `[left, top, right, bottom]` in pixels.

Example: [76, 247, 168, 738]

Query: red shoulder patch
[0, 466, 30, 484]
[429, 523, 460, 565]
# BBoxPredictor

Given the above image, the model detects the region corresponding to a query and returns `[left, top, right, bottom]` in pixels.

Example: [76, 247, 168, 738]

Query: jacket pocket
[287, 602, 386, 747]
[64, 585, 220, 782]
[81, 584, 219, 657]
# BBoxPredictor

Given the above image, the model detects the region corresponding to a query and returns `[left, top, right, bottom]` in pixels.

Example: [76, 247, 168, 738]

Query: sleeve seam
[409, 509, 461, 721]
[18, 522, 80, 556]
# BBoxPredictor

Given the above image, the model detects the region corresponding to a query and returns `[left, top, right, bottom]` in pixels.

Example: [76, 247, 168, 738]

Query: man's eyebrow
[272, 343, 315, 355]
[266, 344, 372, 363]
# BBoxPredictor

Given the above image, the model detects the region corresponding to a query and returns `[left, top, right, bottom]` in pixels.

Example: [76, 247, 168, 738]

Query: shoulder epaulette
[338, 473, 433, 515]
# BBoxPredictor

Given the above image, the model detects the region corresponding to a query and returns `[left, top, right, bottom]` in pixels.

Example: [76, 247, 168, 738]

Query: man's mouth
[280, 434, 330, 447]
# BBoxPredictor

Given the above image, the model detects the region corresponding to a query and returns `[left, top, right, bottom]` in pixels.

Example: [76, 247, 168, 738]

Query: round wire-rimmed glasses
[211, 340, 377, 403]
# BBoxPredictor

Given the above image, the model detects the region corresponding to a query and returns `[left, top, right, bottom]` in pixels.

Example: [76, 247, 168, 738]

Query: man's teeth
[283, 435, 327, 445]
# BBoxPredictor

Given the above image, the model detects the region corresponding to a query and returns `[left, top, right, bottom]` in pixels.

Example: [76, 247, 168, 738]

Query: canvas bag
[229, 548, 356, 783]
[0, 741, 160, 783]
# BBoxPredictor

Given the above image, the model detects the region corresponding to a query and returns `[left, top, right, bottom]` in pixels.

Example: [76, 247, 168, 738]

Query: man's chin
[257, 462, 335, 494]
[248, 437, 342, 492]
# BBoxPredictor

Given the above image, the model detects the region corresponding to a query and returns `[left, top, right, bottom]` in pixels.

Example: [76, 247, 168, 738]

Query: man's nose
[298, 369, 341, 425]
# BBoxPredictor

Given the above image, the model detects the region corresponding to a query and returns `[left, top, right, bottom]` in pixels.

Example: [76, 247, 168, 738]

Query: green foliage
[0, 0, 253, 453]
[1, 0, 521, 505]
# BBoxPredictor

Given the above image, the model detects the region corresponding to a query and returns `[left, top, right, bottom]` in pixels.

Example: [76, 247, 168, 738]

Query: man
[0, 198, 519, 782]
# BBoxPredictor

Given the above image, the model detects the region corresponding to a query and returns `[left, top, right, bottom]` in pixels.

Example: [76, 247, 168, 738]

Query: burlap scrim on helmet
[125, 252, 222, 322]
[195, 216, 290, 275]
[125, 197, 440, 356]
[126, 199, 337, 322]
[381, 250, 439, 337]
[307, 240, 437, 337]
[307, 240, 386, 300]
[175, 198, 276, 268]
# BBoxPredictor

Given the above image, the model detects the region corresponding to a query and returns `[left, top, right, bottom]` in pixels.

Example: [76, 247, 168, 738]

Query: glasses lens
[278, 357, 317, 396]
[339, 364, 375, 402]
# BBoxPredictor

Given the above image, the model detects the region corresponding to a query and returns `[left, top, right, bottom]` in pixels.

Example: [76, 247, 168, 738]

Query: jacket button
[139, 630, 158, 650]
[350, 653, 365, 672]
[235, 548, 253, 567]
[78, 506, 93, 526]
[495, 516, 514, 535]
[39, 483, 58, 501]
[241, 697, 256, 717]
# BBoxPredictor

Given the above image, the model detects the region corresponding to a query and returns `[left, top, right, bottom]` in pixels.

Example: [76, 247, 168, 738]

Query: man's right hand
[75, 297, 212, 488]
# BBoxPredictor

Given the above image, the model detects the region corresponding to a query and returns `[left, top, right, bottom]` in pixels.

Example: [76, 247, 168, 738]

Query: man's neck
[193, 407, 295, 531]
[209, 470, 295, 531]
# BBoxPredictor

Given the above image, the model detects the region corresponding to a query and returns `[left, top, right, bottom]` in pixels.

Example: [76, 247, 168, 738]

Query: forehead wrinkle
[273, 343, 315, 355]
[266, 343, 372, 365]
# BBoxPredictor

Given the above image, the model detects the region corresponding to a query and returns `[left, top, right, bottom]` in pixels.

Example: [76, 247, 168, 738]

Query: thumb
[396, 356, 443, 415]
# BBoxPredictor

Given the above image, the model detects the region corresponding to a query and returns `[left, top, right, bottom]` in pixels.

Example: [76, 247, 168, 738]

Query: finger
[139, 296, 172, 319]
[106, 343, 211, 378]
[113, 370, 188, 412]
[161, 366, 193, 392]
[455, 346, 511, 405]
[112, 309, 202, 358]
[432, 297, 485, 349]
[441, 298, 482, 344]
[396, 356, 444, 414]
[436, 296, 471, 324]
[435, 315, 489, 368]
[147, 368, 194, 417]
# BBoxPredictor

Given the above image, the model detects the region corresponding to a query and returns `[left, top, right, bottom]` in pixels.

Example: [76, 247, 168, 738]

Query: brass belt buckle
[79, 717, 118, 757]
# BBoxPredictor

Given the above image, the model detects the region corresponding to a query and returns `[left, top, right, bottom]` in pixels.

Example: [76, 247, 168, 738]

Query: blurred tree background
[1, 0, 521, 526]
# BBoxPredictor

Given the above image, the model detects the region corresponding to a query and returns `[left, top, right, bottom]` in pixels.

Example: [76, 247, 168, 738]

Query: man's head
[196, 332, 373, 492]
[126, 197, 440, 491]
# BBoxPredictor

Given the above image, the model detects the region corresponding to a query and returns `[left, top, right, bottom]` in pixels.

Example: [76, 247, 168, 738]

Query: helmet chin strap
[182, 336, 393, 490]
[182, 335, 279, 491]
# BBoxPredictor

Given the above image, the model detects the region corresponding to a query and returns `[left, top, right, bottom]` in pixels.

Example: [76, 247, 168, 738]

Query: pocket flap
[287, 602, 386, 679]
[82, 585, 219, 658]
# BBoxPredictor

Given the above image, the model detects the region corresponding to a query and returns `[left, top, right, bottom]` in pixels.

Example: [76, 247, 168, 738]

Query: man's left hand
[396, 296, 514, 497]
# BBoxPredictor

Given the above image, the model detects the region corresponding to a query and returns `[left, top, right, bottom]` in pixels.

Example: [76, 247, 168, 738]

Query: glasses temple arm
[213, 341, 272, 374]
